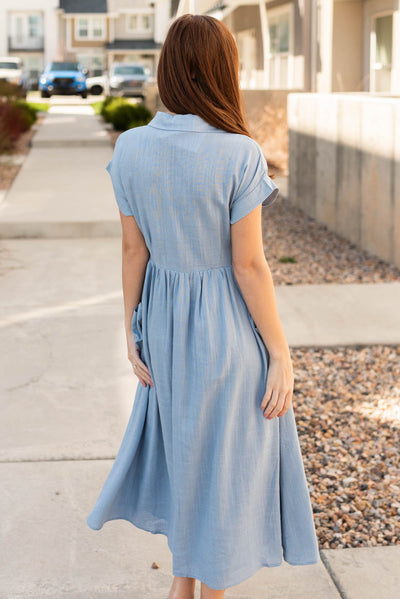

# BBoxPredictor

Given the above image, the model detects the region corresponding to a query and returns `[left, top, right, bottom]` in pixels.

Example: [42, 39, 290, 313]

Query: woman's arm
[231, 204, 293, 419]
[119, 210, 154, 388]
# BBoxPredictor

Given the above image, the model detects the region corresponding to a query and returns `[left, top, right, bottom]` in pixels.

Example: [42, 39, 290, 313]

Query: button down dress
[86, 111, 320, 589]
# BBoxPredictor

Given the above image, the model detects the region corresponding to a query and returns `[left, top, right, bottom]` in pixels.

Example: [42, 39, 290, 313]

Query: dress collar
[148, 110, 222, 133]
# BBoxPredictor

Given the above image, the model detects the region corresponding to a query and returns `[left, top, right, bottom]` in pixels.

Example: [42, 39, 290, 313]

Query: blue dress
[86, 111, 320, 590]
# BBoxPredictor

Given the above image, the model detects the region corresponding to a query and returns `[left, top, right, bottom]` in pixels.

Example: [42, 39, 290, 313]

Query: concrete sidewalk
[0, 106, 119, 238]
[0, 106, 399, 598]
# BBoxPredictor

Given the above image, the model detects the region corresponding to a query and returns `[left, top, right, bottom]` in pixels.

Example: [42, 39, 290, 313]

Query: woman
[86, 13, 320, 599]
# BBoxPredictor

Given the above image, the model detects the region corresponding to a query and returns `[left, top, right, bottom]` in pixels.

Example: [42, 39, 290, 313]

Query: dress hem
[86, 514, 321, 590]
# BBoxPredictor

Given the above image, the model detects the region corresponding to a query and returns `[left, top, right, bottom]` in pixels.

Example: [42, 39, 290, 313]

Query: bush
[15, 100, 38, 126]
[91, 101, 103, 115]
[101, 97, 152, 131]
[26, 102, 50, 113]
[0, 80, 25, 100]
[100, 96, 116, 122]
[0, 100, 38, 153]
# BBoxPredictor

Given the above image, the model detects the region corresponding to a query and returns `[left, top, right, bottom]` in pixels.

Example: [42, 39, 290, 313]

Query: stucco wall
[241, 88, 303, 174]
[288, 92, 400, 268]
[0, 0, 59, 66]
[332, 0, 363, 91]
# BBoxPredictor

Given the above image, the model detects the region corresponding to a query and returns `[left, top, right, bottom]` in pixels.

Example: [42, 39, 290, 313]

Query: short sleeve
[106, 134, 134, 216]
[229, 141, 279, 225]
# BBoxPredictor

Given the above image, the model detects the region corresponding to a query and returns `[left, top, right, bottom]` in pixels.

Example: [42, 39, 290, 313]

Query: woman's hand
[261, 355, 294, 419]
[126, 329, 154, 388]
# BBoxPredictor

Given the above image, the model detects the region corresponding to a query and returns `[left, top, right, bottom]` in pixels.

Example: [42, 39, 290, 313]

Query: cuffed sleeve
[230, 141, 279, 225]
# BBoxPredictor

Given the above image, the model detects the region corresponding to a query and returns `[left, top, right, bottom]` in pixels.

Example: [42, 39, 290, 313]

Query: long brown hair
[157, 14, 252, 138]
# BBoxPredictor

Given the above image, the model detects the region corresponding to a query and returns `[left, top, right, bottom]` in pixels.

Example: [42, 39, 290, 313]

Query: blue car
[39, 61, 87, 98]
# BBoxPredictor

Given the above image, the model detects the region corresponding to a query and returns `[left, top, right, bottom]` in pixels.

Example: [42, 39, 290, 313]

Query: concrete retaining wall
[288, 93, 400, 268]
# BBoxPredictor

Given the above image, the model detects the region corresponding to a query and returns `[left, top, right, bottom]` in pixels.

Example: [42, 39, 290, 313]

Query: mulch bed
[0, 114, 44, 192]
[292, 344, 400, 550]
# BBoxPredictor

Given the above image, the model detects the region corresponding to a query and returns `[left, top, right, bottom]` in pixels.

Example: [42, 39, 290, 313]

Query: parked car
[108, 63, 147, 99]
[85, 74, 107, 96]
[39, 61, 87, 98]
[22, 68, 40, 92]
[0, 57, 26, 97]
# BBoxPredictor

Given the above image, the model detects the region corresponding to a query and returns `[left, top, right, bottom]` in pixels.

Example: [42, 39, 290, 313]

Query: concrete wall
[241, 88, 300, 122]
[288, 92, 400, 268]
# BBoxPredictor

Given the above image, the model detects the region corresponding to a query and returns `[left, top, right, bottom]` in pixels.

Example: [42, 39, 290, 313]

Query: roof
[59, 0, 108, 13]
[105, 39, 162, 51]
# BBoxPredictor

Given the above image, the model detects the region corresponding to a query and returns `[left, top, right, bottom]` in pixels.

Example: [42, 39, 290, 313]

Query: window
[142, 15, 151, 30]
[128, 15, 138, 30]
[8, 12, 43, 50]
[113, 65, 145, 76]
[266, 6, 293, 89]
[75, 17, 106, 40]
[78, 18, 89, 38]
[92, 18, 103, 38]
[127, 14, 152, 32]
[268, 13, 289, 55]
[28, 15, 40, 38]
[371, 13, 394, 92]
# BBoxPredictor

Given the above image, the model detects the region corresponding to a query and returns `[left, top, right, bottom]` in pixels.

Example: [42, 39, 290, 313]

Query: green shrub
[100, 96, 115, 121]
[102, 97, 152, 130]
[91, 101, 103, 115]
[27, 102, 50, 113]
[15, 100, 38, 126]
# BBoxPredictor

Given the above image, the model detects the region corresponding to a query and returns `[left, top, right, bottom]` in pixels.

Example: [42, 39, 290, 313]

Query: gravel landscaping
[292, 344, 400, 550]
[262, 195, 400, 285]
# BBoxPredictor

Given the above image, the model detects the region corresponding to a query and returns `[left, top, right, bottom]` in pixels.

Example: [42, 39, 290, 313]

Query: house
[57, 0, 169, 76]
[174, 0, 400, 94]
[0, 0, 59, 78]
[57, 0, 110, 75]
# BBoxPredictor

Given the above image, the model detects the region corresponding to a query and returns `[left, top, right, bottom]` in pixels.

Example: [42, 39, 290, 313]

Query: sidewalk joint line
[320, 550, 348, 599]
[0, 457, 117, 464]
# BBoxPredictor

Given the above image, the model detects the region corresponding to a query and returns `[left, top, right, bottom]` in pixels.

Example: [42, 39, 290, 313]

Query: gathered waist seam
[147, 258, 233, 274]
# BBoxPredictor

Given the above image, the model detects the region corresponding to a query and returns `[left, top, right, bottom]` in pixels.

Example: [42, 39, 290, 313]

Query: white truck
[0, 57, 26, 97]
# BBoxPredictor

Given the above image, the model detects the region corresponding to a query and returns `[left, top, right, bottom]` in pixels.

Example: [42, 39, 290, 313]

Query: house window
[269, 14, 289, 54]
[77, 18, 89, 37]
[28, 15, 40, 38]
[142, 15, 151, 30]
[128, 15, 138, 30]
[127, 14, 152, 32]
[76, 17, 106, 40]
[8, 12, 44, 50]
[371, 13, 393, 92]
[92, 18, 104, 38]
[266, 6, 293, 89]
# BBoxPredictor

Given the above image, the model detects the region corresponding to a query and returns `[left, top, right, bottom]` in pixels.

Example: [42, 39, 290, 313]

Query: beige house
[0, 0, 60, 76]
[174, 0, 400, 94]
[57, 0, 169, 76]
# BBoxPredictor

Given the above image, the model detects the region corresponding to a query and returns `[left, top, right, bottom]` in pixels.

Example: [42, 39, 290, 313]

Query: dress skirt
[86, 257, 320, 590]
